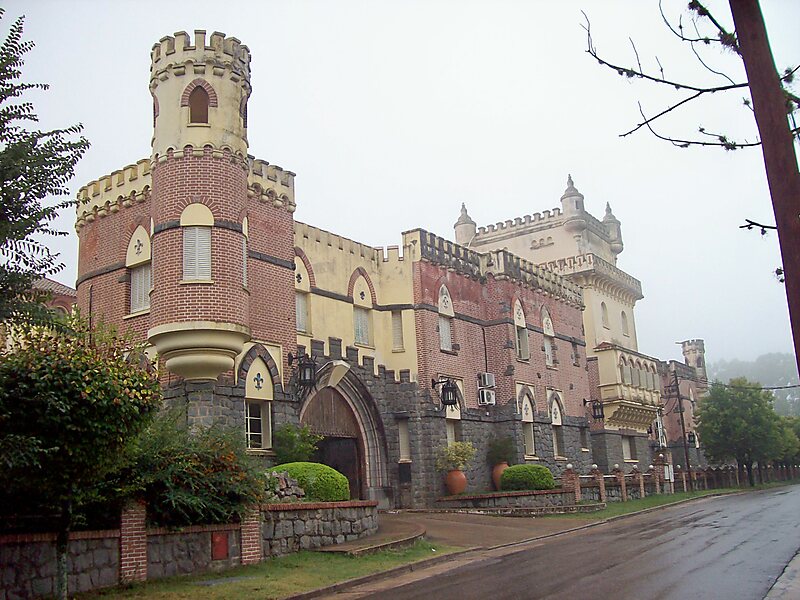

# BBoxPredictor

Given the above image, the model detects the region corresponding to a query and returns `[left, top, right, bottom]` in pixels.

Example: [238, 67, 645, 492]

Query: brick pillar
[561, 466, 581, 504]
[613, 466, 627, 501]
[677, 467, 687, 492]
[632, 467, 645, 499]
[653, 456, 665, 494]
[120, 500, 147, 583]
[240, 506, 263, 565]
[592, 467, 606, 502]
[650, 466, 661, 494]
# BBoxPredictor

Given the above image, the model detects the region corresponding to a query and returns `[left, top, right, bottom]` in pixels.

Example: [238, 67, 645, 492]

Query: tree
[0, 317, 160, 600]
[0, 9, 89, 327]
[695, 377, 781, 485]
[585, 1, 800, 376]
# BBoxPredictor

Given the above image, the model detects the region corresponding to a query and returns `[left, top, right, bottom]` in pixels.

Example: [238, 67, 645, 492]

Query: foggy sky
[6, 0, 798, 364]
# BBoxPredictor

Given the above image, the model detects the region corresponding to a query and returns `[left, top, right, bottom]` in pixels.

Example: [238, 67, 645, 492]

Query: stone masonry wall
[147, 527, 241, 579]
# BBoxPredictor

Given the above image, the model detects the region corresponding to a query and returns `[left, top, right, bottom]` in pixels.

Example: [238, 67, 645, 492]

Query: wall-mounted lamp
[431, 378, 459, 410]
[583, 398, 605, 421]
[288, 352, 317, 400]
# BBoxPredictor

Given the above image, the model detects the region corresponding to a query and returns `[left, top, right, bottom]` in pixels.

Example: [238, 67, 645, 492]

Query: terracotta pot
[445, 469, 467, 495]
[492, 461, 509, 491]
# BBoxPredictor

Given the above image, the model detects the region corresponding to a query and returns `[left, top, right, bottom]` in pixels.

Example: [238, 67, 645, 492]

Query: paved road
[326, 487, 800, 600]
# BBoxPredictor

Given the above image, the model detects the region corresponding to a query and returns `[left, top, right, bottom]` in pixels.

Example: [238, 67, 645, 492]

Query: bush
[435, 441, 477, 472]
[130, 412, 266, 527]
[274, 462, 349, 502]
[272, 424, 323, 464]
[500, 464, 556, 491]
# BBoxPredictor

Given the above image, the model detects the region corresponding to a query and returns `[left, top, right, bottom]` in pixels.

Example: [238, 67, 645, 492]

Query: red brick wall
[413, 260, 590, 419]
[119, 500, 147, 583]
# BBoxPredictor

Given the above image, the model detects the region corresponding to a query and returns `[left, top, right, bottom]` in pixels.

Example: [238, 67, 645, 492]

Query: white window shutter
[130, 263, 151, 313]
[439, 315, 452, 351]
[183, 227, 197, 279]
[242, 237, 248, 287]
[392, 311, 403, 350]
[196, 227, 211, 279]
[296, 292, 308, 333]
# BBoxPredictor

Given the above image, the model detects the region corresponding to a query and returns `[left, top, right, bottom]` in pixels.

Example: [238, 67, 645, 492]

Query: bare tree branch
[637, 104, 760, 150]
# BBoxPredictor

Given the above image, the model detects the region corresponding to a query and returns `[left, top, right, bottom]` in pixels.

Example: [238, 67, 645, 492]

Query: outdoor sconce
[431, 378, 459, 410]
[583, 398, 605, 421]
[288, 352, 317, 399]
[687, 431, 696, 444]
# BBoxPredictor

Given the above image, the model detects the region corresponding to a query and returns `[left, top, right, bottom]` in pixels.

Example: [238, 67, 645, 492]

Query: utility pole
[673, 368, 693, 492]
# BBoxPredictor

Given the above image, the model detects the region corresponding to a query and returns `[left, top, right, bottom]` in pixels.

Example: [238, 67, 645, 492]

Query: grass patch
[78, 540, 457, 600]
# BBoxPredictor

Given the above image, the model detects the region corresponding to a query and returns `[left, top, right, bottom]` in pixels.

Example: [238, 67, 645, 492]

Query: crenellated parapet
[75, 159, 151, 231]
[477, 207, 563, 236]
[248, 158, 296, 213]
[295, 222, 382, 263]
[76, 152, 297, 229]
[544, 253, 642, 303]
[410, 229, 583, 308]
[150, 30, 251, 90]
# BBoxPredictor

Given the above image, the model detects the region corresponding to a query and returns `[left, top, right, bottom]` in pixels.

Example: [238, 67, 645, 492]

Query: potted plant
[487, 435, 516, 490]
[436, 441, 476, 495]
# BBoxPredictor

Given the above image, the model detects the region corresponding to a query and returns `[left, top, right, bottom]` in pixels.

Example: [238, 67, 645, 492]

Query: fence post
[240, 506, 263, 565]
[592, 465, 606, 502]
[119, 500, 147, 584]
[561, 465, 581, 504]
[613, 465, 627, 501]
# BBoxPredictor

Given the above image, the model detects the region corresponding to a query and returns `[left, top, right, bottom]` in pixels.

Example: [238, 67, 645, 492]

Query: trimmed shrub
[500, 464, 556, 491]
[273, 462, 350, 502]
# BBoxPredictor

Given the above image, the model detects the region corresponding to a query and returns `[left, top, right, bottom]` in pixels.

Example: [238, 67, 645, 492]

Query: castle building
[455, 177, 663, 471]
[74, 31, 594, 508]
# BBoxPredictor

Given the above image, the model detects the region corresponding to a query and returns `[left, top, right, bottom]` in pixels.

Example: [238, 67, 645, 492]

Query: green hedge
[500, 464, 556, 491]
[274, 462, 350, 502]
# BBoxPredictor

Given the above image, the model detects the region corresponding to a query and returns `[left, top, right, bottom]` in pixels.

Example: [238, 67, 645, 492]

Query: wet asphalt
[330, 486, 800, 600]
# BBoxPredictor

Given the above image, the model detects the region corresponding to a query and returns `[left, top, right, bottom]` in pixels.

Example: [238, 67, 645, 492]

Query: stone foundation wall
[147, 526, 241, 579]
[0, 531, 119, 599]
[435, 489, 572, 510]
[261, 501, 379, 557]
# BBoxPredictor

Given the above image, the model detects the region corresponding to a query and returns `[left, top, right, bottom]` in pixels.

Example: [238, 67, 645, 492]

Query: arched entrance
[299, 369, 391, 506]
[301, 388, 363, 499]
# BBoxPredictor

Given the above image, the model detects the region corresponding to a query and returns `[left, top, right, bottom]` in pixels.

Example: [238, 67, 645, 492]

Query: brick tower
[146, 31, 254, 380]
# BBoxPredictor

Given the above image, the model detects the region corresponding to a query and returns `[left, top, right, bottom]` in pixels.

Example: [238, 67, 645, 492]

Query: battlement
[477, 207, 563, 235]
[248, 157, 296, 212]
[75, 159, 152, 230]
[150, 30, 251, 83]
[544, 253, 643, 302]
[412, 229, 583, 308]
[295, 222, 382, 263]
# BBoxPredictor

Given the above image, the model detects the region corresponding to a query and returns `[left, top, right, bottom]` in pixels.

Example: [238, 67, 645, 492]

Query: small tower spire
[454, 203, 477, 246]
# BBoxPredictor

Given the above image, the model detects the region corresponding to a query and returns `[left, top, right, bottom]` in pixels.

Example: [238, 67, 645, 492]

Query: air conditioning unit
[478, 388, 496, 406]
[477, 372, 496, 388]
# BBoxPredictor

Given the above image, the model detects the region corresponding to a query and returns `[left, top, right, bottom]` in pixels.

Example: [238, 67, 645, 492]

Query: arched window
[521, 394, 536, 457]
[352, 274, 373, 346]
[621, 310, 629, 336]
[542, 306, 555, 367]
[242, 216, 248, 288]
[295, 255, 312, 335]
[180, 203, 213, 281]
[188, 86, 209, 124]
[514, 300, 529, 360]
[601, 302, 609, 329]
[550, 392, 565, 458]
[126, 225, 151, 314]
[244, 357, 273, 450]
[438, 285, 454, 352]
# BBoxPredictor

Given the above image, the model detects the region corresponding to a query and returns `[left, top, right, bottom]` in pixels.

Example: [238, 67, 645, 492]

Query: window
[126, 225, 152, 314]
[392, 310, 404, 350]
[621, 310, 629, 336]
[242, 217, 248, 288]
[550, 393, 564, 458]
[514, 301, 529, 360]
[571, 341, 580, 366]
[130, 263, 151, 313]
[188, 86, 209, 123]
[296, 292, 309, 333]
[444, 389, 462, 446]
[354, 306, 371, 345]
[542, 307, 556, 367]
[244, 356, 273, 450]
[601, 302, 609, 329]
[580, 428, 589, 450]
[183, 226, 212, 280]
[622, 435, 637, 461]
[438, 285, 455, 352]
[522, 396, 535, 457]
[398, 420, 411, 461]
[439, 315, 453, 351]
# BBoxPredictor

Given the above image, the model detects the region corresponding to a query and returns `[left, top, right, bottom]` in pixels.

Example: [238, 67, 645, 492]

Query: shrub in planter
[500, 464, 556, 491]
[435, 441, 477, 472]
[274, 462, 349, 502]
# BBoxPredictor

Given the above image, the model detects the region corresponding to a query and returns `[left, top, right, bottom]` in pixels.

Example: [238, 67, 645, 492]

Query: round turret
[454, 203, 477, 246]
[561, 175, 587, 236]
[680, 339, 707, 383]
[150, 30, 251, 159]
[603, 202, 624, 256]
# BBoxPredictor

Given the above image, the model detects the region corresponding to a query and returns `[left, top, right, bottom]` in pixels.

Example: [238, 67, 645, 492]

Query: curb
[288, 491, 743, 599]
[316, 522, 427, 556]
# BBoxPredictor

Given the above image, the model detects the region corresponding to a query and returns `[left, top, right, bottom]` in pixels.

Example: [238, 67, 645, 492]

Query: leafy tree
[0, 9, 88, 327]
[708, 353, 799, 416]
[695, 377, 781, 485]
[128, 411, 266, 528]
[0, 317, 160, 600]
[272, 423, 323, 464]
